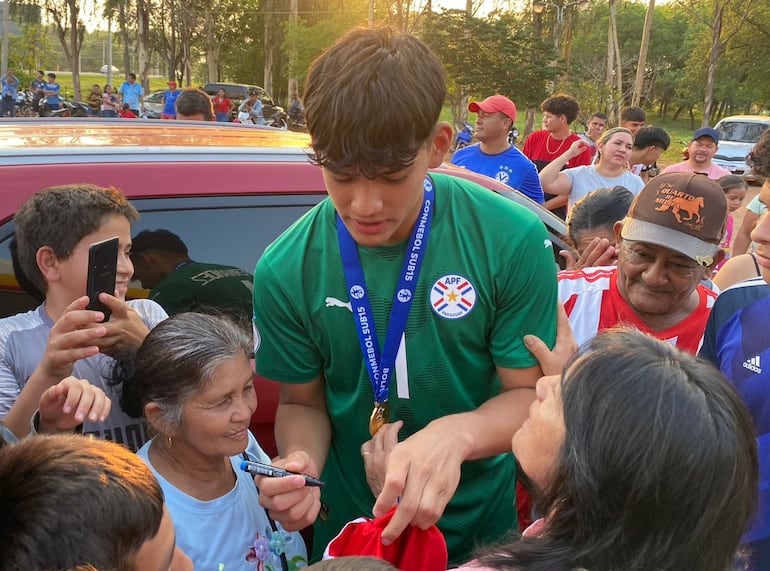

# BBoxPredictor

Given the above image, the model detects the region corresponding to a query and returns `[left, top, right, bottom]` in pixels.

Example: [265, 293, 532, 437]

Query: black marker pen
[240, 460, 326, 487]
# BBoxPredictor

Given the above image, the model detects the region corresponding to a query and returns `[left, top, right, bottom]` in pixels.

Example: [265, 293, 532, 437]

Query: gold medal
[369, 402, 391, 436]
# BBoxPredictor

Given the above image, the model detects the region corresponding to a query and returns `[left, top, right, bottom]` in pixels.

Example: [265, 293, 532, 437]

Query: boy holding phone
[0, 184, 167, 449]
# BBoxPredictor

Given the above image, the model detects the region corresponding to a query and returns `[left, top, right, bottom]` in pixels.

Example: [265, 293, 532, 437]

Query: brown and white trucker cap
[621, 172, 727, 267]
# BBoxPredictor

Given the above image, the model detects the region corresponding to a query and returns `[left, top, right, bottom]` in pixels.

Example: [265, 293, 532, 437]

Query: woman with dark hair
[560, 185, 634, 270]
[456, 328, 758, 571]
[112, 312, 307, 571]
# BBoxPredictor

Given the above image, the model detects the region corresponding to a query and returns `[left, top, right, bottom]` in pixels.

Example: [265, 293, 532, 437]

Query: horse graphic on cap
[653, 182, 705, 229]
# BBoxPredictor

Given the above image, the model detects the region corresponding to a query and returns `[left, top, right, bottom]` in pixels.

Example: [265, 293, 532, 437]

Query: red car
[0, 119, 568, 454]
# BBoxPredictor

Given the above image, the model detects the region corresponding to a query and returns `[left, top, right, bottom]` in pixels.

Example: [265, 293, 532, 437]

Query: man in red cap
[450, 95, 543, 203]
[161, 79, 181, 120]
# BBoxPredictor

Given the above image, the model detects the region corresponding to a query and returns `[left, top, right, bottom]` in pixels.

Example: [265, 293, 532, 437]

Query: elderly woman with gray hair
[112, 312, 307, 571]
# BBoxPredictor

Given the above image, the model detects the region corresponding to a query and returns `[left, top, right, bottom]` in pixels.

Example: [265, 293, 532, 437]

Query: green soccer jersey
[253, 172, 557, 564]
[150, 261, 253, 324]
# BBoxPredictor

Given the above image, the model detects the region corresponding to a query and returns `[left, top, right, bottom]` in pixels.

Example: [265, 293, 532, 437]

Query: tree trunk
[631, 0, 654, 107]
[702, 2, 722, 128]
[67, 0, 82, 100]
[287, 0, 298, 101]
[136, 0, 151, 91]
[205, 3, 218, 83]
[119, 1, 130, 79]
[605, 0, 620, 124]
[524, 107, 536, 141]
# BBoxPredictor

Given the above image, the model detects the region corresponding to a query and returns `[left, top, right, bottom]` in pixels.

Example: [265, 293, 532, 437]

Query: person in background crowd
[560, 186, 634, 271]
[0, 184, 167, 448]
[555, 172, 727, 354]
[451, 94, 544, 203]
[114, 312, 308, 571]
[252, 27, 557, 565]
[0, 68, 20, 118]
[733, 129, 770, 257]
[30, 70, 46, 113]
[577, 111, 608, 162]
[43, 72, 61, 111]
[662, 127, 731, 179]
[175, 88, 214, 121]
[86, 84, 102, 117]
[161, 80, 180, 120]
[523, 93, 593, 219]
[455, 329, 758, 571]
[701, 207, 770, 571]
[539, 127, 644, 213]
[130, 229, 253, 326]
[213, 88, 232, 122]
[712, 175, 749, 272]
[237, 88, 264, 125]
[619, 106, 646, 136]
[119, 72, 144, 116]
[288, 90, 304, 122]
[101, 84, 119, 118]
[0, 434, 192, 571]
[119, 103, 138, 118]
[629, 126, 670, 182]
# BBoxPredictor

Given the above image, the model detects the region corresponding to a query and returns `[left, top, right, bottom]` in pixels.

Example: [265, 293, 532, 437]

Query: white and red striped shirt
[558, 266, 717, 354]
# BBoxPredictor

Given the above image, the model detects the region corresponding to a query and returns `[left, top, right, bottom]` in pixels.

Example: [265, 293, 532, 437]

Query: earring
[165, 435, 172, 449]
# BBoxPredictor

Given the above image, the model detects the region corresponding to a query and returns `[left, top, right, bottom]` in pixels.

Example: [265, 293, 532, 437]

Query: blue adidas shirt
[700, 277, 770, 553]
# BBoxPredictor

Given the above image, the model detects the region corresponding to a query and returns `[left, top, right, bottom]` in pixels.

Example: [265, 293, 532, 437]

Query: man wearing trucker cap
[557, 172, 727, 354]
[450, 95, 544, 203]
[662, 127, 732, 179]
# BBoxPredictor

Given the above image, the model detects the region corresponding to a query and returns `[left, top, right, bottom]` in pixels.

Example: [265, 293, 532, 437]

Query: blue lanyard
[336, 176, 435, 404]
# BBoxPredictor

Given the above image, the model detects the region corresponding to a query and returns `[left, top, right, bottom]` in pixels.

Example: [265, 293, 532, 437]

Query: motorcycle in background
[236, 107, 289, 130]
[38, 96, 90, 118]
[454, 122, 474, 151]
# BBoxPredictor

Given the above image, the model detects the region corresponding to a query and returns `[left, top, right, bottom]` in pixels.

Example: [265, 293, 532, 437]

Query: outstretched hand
[37, 376, 111, 433]
[524, 302, 578, 376]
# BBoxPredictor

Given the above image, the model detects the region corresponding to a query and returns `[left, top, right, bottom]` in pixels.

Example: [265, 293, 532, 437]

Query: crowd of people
[1, 26, 769, 571]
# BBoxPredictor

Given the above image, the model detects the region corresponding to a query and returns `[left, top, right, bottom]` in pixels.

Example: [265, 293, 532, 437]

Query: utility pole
[631, 0, 654, 107]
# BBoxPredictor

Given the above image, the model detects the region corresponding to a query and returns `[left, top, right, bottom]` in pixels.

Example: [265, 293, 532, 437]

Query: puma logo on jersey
[325, 297, 352, 312]
[743, 355, 763, 374]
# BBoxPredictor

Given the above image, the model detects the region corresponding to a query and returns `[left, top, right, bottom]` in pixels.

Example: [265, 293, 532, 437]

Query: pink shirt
[661, 161, 732, 179]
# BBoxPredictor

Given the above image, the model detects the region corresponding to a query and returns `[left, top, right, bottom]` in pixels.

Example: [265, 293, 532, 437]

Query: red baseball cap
[167, 81, 177, 88]
[468, 95, 517, 122]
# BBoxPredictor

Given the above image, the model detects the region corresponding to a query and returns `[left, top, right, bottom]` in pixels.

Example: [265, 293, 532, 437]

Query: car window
[0, 193, 326, 318]
[717, 121, 770, 144]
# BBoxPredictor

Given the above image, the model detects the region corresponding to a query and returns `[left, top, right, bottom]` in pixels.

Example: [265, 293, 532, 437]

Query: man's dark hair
[304, 27, 446, 178]
[621, 106, 646, 123]
[14, 184, 139, 294]
[128, 72, 136, 80]
[0, 435, 165, 571]
[541, 93, 580, 124]
[37, 70, 44, 76]
[475, 329, 758, 571]
[131, 229, 189, 257]
[175, 87, 214, 120]
[588, 112, 608, 122]
[47, 72, 56, 80]
[632, 126, 670, 150]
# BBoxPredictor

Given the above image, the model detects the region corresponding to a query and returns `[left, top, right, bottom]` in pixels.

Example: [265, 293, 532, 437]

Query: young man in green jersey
[252, 27, 558, 565]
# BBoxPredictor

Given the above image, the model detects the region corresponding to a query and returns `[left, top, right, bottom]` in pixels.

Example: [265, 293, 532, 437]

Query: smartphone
[86, 236, 119, 320]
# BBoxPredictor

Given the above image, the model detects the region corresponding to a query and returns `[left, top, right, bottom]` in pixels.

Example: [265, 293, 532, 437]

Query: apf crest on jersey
[430, 274, 476, 319]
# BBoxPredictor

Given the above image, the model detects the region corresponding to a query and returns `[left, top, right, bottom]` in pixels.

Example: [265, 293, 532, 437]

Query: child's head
[14, 184, 139, 298]
[122, 103, 130, 111]
[717, 175, 748, 213]
[304, 27, 446, 179]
